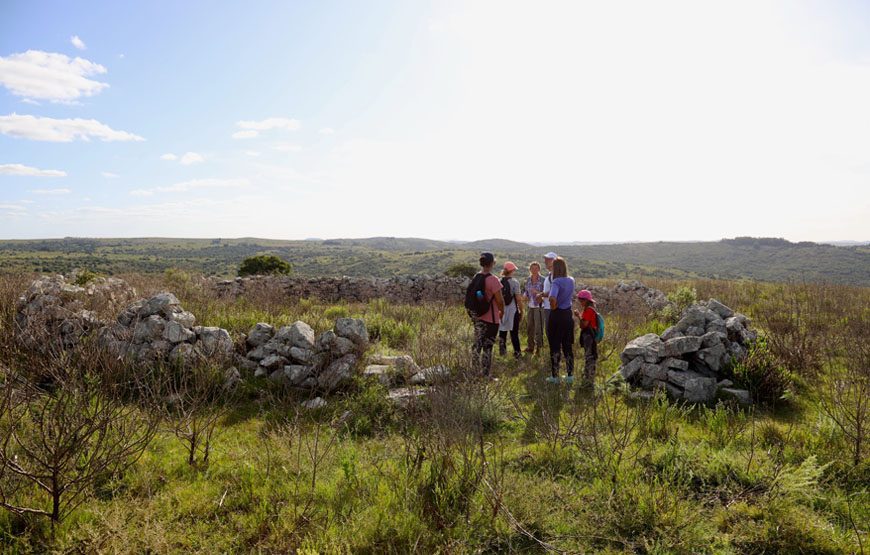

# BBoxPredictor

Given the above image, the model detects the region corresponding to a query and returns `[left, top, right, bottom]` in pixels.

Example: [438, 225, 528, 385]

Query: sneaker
[545, 376, 560, 384]
[564, 375, 574, 385]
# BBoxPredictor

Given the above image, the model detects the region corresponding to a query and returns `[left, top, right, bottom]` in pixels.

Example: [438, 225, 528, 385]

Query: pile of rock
[99, 292, 234, 366]
[239, 317, 369, 392]
[618, 299, 756, 404]
[14, 275, 136, 349]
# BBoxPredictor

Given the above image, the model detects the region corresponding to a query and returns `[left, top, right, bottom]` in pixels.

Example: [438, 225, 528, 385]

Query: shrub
[238, 254, 292, 277]
[445, 262, 477, 278]
[729, 339, 793, 406]
[71, 269, 100, 286]
[659, 285, 698, 323]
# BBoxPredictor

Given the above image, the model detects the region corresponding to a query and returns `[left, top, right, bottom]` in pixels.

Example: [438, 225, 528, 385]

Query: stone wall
[212, 276, 670, 314]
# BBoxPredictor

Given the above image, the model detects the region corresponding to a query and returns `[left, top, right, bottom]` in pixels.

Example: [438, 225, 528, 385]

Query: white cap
[544, 251, 557, 259]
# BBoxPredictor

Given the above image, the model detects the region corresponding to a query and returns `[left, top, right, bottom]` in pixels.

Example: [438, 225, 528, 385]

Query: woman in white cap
[498, 261, 523, 358]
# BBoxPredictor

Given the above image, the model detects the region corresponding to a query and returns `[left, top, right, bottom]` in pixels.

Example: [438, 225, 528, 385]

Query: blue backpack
[594, 311, 605, 342]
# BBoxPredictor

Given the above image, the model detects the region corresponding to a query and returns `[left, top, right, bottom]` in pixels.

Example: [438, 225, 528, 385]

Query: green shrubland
[0, 273, 867, 553]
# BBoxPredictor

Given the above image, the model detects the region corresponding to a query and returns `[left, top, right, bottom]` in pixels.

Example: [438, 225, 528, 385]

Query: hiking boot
[545, 376, 560, 384]
[564, 375, 574, 385]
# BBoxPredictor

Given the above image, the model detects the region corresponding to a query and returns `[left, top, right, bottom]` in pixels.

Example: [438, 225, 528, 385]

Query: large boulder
[334, 318, 369, 347]
[275, 321, 316, 350]
[317, 354, 358, 391]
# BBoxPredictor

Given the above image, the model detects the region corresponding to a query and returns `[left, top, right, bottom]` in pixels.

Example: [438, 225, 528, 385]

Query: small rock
[167, 310, 196, 328]
[139, 292, 181, 318]
[334, 317, 369, 346]
[409, 365, 450, 386]
[706, 299, 735, 319]
[317, 354, 358, 391]
[289, 346, 315, 364]
[163, 320, 195, 344]
[260, 354, 289, 371]
[133, 315, 165, 343]
[246, 323, 274, 348]
[661, 357, 689, 371]
[719, 387, 752, 405]
[619, 356, 644, 381]
[284, 364, 314, 386]
[302, 397, 327, 410]
[387, 387, 427, 408]
[662, 335, 703, 358]
[275, 321, 316, 350]
[622, 334, 663, 360]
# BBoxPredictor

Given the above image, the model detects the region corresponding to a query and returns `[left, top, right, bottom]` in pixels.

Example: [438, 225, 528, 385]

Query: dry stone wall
[214, 276, 670, 314]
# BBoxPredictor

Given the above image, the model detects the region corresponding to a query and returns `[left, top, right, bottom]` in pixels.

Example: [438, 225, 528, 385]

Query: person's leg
[525, 308, 536, 352]
[472, 319, 484, 369]
[582, 330, 598, 385]
[511, 311, 521, 355]
[482, 322, 498, 376]
[546, 313, 560, 377]
[535, 308, 545, 354]
[498, 330, 507, 356]
[562, 315, 575, 377]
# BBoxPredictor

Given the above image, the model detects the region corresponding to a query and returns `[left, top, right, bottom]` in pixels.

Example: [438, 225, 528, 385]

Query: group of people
[468, 251, 599, 385]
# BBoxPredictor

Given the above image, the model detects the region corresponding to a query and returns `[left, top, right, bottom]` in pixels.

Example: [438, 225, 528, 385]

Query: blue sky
[1, 0, 869, 241]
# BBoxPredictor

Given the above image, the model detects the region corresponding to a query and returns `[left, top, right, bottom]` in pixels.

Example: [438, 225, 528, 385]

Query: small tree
[445, 262, 478, 278]
[238, 254, 292, 277]
[0, 345, 159, 528]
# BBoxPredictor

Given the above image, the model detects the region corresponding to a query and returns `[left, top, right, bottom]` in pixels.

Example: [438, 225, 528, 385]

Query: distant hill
[0, 236, 867, 286]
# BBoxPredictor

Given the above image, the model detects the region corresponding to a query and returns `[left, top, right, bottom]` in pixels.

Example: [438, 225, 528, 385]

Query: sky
[1, 0, 869, 243]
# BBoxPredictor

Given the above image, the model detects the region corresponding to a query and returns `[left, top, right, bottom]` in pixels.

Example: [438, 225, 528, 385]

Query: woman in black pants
[545, 257, 576, 384]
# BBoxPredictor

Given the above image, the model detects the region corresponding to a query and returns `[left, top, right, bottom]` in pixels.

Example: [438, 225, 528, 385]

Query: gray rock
[640, 364, 667, 388]
[363, 364, 396, 387]
[133, 315, 165, 343]
[334, 337, 357, 356]
[619, 356, 644, 381]
[139, 292, 181, 317]
[334, 318, 369, 346]
[387, 387, 427, 408]
[368, 354, 420, 375]
[661, 327, 684, 341]
[666, 369, 707, 388]
[163, 320, 195, 344]
[629, 390, 656, 401]
[300, 377, 318, 389]
[246, 323, 274, 348]
[409, 365, 450, 386]
[728, 342, 748, 362]
[664, 382, 684, 400]
[661, 357, 689, 371]
[169, 342, 196, 365]
[696, 343, 727, 372]
[682, 376, 718, 403]
[706, 299, 735, 319]
[685, 326, 706, 337]
[236, 356, 259, 373]
[246, 344, 270, 362]
[318, 354, 358, 391]
[719, 387, 752, 405]
[705, 319, 727, 335]
[275, 321, 316, 350]
[701, 331, 728, 348]
[717, 379, 734, 388]
[289, 346, 315, 364]
[302, 397, 327, 410]
[315, 330, 337, 352]
[675, 307, 707, 331]
[224, 367, 241, 390]
[622, 334, 663, 360]
[193, 327, 233, 358]
[268, 369, 287, 384]
[254, 367, 268, 378]
[260, 354, 289, 370]
[284, 365, 314, 386]
[662, 335, 703, 358]
[725, 316, 745, 335]
[167, 310, 196, 328]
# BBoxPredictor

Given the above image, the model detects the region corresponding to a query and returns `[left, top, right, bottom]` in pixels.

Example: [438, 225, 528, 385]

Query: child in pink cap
[573, 289, 599, 387]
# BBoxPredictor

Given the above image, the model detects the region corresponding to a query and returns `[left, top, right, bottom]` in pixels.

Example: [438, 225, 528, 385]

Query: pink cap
[576, 289, 595, 303]
[503, 261, 518, 273]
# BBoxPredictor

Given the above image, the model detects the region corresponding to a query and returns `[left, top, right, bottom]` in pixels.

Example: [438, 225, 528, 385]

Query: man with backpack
[464, 252, 505, 377]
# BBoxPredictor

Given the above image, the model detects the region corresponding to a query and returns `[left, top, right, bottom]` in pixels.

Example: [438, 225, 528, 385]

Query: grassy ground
[0, 274, 867, 553]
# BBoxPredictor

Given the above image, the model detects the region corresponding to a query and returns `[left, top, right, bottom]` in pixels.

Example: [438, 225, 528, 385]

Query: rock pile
[240, 317, 369, 392]
[15, 275, 136, 349]
[99, 292, 234, 366]
[575, 280, 670, 314]
[618, 299, 756, 404]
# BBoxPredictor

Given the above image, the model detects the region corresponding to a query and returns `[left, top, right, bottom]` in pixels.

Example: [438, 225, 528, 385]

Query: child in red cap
[573, 290, 599, 387]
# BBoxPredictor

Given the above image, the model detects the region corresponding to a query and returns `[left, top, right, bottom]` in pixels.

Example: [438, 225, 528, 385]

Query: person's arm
[548, 280, 559, 310]
[515, 281, 523, 314]
[494, 289, 505, 313]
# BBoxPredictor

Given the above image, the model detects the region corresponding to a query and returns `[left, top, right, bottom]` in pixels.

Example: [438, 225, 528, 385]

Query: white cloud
[70, 35, 86, 50]
[160, 153, 178, 161]
[129, 177, 250, 196]
[272, 143, 302, 152]
[101, 171, 120, 178]
[29, 188, 71, 195]
[0, 203, 26, 211]
[0, 50, 107, 102]
[236, 117, 301, 131]
[318, 127, 335, 135]
[233, 117, 301, 138]
[0, 163, 66, 177]
[244, 150, 261, 157]
[179, 152, 205, 165]
[0, 114, 144, 142]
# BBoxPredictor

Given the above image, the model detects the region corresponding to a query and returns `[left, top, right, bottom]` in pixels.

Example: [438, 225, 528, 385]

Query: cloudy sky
[1, 0, 869, 242]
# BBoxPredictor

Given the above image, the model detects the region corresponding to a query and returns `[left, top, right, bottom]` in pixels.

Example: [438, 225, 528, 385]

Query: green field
[0, 274, 867, 553]
[1, 236, 868, 285]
